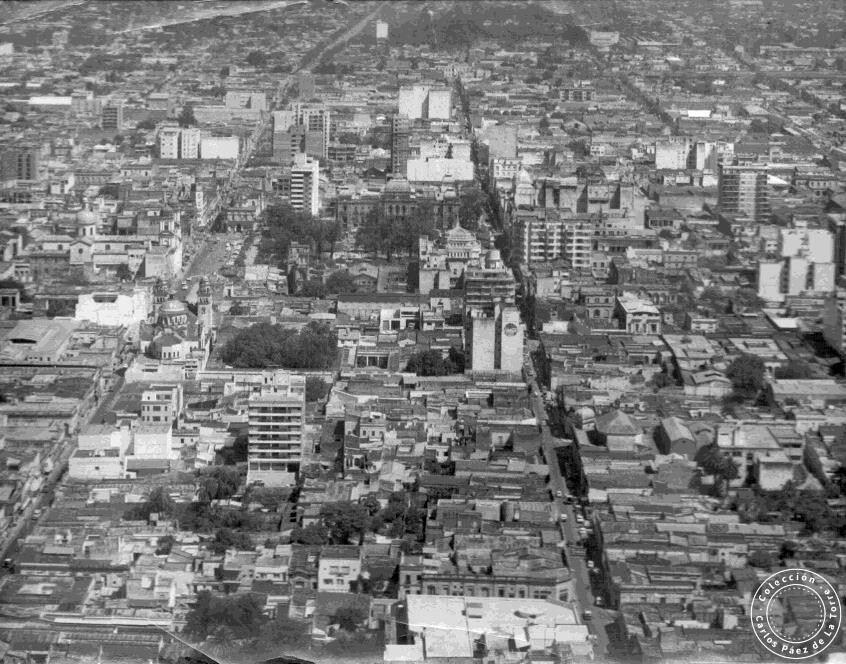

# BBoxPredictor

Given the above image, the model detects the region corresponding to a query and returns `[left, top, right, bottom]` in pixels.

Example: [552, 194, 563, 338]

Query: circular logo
[750, 568, 841, 660]
[504, 323, 518, 337]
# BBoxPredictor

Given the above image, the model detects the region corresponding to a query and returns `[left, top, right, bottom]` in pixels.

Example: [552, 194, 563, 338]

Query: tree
[177, 103, 196, 128]
[726, 353, 766, 398]
[538, 116, 550, 134]
[124, 487, 174, 521]
[776, 359, 813, 379]
[320, 502, 369, 544]
[184, 591, 268, 640]
[197, 466, 241, 503]
[290, 522, 329, 545]
[208, 528, 254, 555]
[458, 187, 487, 231]
[156, 535, 175, 555]
[219, 66, 230, 78]
[115, 263, 134, 281]
[695, 443, 739, 490]
[361, 494, 382, 517]
[246, 51, 267, 68]
[299, 278, 326, 298]
[219, 321, 337, 369]
[305, 376, 329, 402]
[325, 270, 357, 294]
[731, 287, 764, 312]
[405, 349, 458, 376]
[334, 605, 367, 632]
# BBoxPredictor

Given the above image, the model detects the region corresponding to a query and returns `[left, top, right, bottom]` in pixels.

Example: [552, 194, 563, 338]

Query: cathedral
[139, 278, 215, 372]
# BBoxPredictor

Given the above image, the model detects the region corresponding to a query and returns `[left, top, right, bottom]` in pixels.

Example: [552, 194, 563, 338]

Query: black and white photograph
[0, 1, 845, 662]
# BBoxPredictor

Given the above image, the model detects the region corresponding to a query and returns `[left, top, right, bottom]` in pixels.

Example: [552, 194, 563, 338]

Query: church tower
[197, 277, 214, 331]
[152, 278, 169, 319]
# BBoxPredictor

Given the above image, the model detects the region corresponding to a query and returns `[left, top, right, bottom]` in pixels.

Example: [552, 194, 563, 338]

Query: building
[757, 228, 835, 301]
[824, 289, 846, 355]
[1, 144, 39, 182]
[391, 115, 410, 176]
[468, 305, 524, 373]
[200, 136, 239, 160]
[655, 138, 692, 170]
[290, 102, 330, 158]
[614, 293, 662, 334]
[159, 126, 201, 160]
[718, 164, 770, 223]
[247, 374, 306, 487]
[464, 249, 515, 314]
[225, 90, 267, 112]
[101, 102, 123, 131]
[180, 128, 201, 159]
[513, 210, 596, 268]
[290, 153, 320, 216]
[141, 384, 183, 425]
[158, 126, 181, 160]
[317, 546, 362, 592]
[376, 20, 388, 40]
[406, 158, 474, 184]
[398, 85, 452, 121]
[394, 595, 591, 663]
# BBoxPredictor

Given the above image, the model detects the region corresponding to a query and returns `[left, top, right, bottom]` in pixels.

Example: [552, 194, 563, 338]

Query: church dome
[160, 300, 187, 316]
[76, 207, 100, 226]
[384, 177, 412, 194]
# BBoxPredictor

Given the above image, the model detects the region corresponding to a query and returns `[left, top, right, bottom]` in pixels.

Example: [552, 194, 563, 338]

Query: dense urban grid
[0, 0, 844, 662]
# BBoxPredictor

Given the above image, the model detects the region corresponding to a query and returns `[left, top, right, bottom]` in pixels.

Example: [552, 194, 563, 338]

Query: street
[529, 376, 616, 660]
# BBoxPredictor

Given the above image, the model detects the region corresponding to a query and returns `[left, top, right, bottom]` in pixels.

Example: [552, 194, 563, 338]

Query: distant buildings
[375, 20, 388, 41]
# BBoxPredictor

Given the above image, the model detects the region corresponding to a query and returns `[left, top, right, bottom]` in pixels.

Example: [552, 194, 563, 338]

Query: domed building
[417, 218, 483, 294]
[139, 283, 214, 368]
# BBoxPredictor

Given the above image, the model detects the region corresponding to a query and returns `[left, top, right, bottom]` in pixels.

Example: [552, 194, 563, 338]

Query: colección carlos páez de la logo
[750, 568, 841, 659]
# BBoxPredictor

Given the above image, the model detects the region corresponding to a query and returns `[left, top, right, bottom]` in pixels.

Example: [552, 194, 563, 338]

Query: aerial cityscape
[0, 0, 845, 662]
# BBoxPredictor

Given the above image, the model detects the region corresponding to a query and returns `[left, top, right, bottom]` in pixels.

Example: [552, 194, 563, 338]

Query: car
[586, 560, 595, 570]
[595, 597, 605, 607]
[583, 610, 593, 621]
[555, 489, 563, 498]
[559, 514, 567, 522]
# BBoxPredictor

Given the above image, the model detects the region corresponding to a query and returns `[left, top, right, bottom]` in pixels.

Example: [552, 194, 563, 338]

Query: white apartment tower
[247, 373, 306, 487]
[290, 152, 320, 216]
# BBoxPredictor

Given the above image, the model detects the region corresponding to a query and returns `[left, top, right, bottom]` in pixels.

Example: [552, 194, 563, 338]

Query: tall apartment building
[180, 128, 201, 159]
[464, 249, 516, 317]
[159, 127, 180, 159]
[718, 163, 771, 223]
[376, 20, 389, 40]
[159, 126, 203, 159]
[391, 115, 411, 176]
[290, 153, 320, 216]
[291, 102, 330, 158]
[247, 373, 306, 487]
[513, 211, 596, 268]
[0, 144, 39, 182]
[101, 102, 123, 131]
